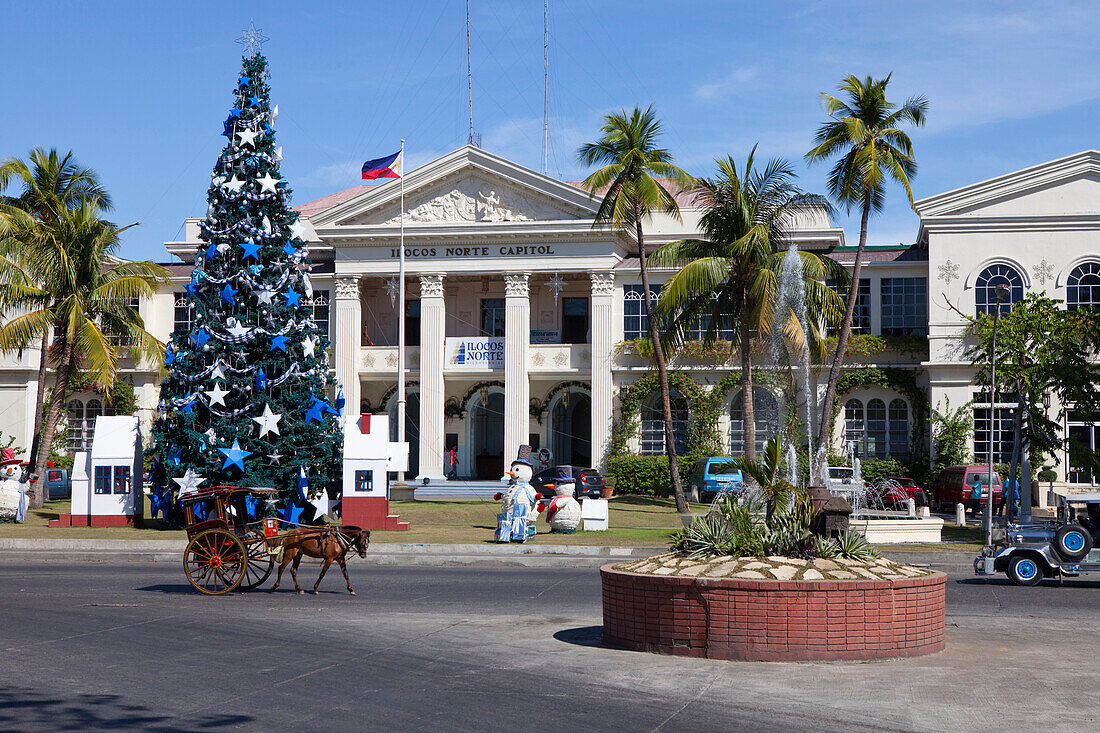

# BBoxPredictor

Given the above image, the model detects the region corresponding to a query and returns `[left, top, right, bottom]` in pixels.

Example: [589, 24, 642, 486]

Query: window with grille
[844, 397, 910, 459]
[640, 391, 689, 455]
[623, 285, 660, 340]
[307, 289, 331, 337]
[94, 465, 111, 494]
[113, 465, 131, 494]
[354, 470, 373, 492]
[826, 278, 870, 333]
[1067, 263, 1100, 311]
[480, 298, 506, 337]
[973, 399, 1015, 465]
[730, 390, 781, 455]
[174, 294, 196, 334]
[880, 278, 928, 336]
[975, 265, 1023, 315]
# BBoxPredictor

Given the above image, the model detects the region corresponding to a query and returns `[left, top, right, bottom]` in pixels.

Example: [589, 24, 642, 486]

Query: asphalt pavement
[1, 561, 1097, 732]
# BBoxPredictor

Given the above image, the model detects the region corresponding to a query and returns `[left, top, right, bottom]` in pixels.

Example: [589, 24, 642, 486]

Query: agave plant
[810, 534, 840, 559]
[835, 530, 881, 561]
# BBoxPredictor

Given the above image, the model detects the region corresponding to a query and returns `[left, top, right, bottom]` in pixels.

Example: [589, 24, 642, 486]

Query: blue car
[689, 457, 743, 501]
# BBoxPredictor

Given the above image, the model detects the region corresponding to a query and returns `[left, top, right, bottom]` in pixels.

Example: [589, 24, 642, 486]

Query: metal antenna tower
[467, 0, 475, 146]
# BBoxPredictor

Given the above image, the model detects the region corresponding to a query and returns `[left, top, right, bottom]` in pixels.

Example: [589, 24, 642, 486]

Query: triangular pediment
[915, 150, 1100, 218]
[309, 146, 598, 229]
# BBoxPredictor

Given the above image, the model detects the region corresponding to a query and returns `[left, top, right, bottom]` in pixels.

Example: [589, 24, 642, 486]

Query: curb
[0, 539, 662, 568]
[0, 539, 976, 571]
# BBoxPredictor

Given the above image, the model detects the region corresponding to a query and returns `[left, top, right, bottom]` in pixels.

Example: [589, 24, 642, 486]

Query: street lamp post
[985, 284, 1010, 547]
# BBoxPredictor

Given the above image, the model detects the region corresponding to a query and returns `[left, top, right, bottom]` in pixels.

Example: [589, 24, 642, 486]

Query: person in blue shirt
[997, 476, 1020, 519]
[970, 476, 983, 515]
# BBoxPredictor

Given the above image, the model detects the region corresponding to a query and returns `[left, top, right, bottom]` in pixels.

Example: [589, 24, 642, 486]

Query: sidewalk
[0, 537, 976, 570]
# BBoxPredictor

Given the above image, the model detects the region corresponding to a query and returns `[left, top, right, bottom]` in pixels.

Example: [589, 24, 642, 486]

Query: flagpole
[397, 139, 407, 477]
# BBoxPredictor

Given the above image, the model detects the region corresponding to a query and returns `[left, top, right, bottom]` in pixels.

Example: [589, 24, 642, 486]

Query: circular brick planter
[601, 563, 946, 662]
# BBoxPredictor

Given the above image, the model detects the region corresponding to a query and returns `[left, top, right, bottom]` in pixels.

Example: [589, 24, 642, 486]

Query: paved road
[1, 562, 1098, 732]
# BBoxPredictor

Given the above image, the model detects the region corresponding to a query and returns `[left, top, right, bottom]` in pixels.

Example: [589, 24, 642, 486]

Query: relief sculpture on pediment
[380, 177, 570, 224]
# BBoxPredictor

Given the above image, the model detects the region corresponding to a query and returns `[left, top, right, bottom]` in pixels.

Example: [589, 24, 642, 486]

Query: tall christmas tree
[150, 41, 343, 520]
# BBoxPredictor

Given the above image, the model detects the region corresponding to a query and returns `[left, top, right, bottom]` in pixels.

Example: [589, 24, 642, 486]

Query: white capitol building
[3, 145, 1100, 503]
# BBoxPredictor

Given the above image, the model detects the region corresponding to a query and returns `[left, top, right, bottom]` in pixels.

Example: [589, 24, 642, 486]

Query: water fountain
[773, 243, 818, 466]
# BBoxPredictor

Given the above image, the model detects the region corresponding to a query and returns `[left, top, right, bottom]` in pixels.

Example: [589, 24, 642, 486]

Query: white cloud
[693, 66, 761, 102]
[296, 160, 363, 189]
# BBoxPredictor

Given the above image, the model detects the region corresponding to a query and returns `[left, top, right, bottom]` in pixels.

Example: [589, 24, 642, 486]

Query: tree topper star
[235, 21, 270, 57]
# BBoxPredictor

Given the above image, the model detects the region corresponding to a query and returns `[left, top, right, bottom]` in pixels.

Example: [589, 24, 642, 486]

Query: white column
[418, 273, 446, 479]
[590, 271, 615, 469]
[333, 275, 362, 414]
[504, 273, 531, 466]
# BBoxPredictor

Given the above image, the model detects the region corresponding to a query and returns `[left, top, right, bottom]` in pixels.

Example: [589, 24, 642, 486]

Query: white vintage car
[975, 493, 1100, 586]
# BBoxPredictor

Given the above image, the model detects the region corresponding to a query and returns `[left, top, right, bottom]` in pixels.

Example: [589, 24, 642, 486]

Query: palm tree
[805, 74, 927, 465]
[578, 106, 696, 512]
[650, 149, 846, 462]
[0, 200, 167, 507]
[0, 149, 115, 474]
[729, 435, 801, 527]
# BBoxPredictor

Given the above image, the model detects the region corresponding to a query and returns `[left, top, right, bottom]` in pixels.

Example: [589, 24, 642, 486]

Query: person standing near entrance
[447, 446, 459, 480]
[970, 476, 983, 515]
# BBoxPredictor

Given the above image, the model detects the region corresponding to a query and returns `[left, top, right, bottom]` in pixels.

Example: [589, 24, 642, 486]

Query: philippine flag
[362, 151, 402, 180]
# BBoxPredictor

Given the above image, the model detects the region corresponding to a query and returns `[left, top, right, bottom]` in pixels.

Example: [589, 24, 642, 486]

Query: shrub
[810, 534, 840, 558]
[605, 455, 671, 497]
[835, 530, 881, 561]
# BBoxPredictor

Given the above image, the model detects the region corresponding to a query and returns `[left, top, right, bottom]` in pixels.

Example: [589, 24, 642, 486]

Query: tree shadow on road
[955, 577, 1100, 589]
[0, 684, 252, 731]
[553, 625, 608, 649]
[134, 583, 203, 594]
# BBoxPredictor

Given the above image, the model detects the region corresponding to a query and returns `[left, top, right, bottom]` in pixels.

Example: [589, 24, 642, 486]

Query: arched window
[888, 399, 910, 458]
[866, 399, 887, 458]
[975, 264, 1023, 315]
[640, 390, 689, 455]
[1067, 263, 1100, 311]
[844, 399, 865, 456]
[66, 399, 85, 452]
[730, 390, 781, 455]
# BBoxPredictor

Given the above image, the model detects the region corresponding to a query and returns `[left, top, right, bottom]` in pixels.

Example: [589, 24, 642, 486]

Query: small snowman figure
[0, 448, 30, 523]
[543, 466, 582, 533]
[494, 445, 543, 542]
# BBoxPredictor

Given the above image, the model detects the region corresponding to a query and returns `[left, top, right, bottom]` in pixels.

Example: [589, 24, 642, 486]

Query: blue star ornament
[282, 242, 297, 258]
[248, 95, 261, 107]
[238, 75, 251, 87]
[190, 328, 211, 348]
[283, 288, 300, 307]
[334, 389, 346, 416]
[229, 106, 242, 119]
[150, 490, 169, 521]
[222, 117, 235, 138]
[219, 439, 252, 472]
[282, 502, 305, 526]
[165, 345, 175, 365]
[221, 283, 238, 304]
[184, 280, 199, 296]
[240, 240, 262, 261]
[206, 243, 219, 260]
[304, 398, 328, 423]
[255, 367, 267, 390]
[167, 446, 182, 465]
[269, 334, 290, 352]
[179, 398, 196, 414]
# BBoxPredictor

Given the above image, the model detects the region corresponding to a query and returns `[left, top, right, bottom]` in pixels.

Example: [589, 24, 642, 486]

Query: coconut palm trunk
[34, 338, 74, 505]
[635, 214, 688, 513]
[815, 189, 871, 461]
[28, 333, 48, 470]
[738, 291, 757, 463]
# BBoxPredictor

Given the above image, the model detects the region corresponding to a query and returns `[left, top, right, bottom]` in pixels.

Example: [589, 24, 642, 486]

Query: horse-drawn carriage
[180, 485, 369, 596]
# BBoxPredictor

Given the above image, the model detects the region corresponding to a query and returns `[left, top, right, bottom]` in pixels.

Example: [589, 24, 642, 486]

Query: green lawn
[0, 495, 699, 546]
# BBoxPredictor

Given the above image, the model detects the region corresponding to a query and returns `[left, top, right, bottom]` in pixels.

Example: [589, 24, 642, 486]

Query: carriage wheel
[238, 535, 275, 591]
[184, 529, 246, 595]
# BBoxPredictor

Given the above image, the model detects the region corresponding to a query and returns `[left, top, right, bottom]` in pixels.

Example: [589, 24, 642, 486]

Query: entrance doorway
[551, 391, 591, 467]
[388, 391, 419, 479]
[469, 390, 505, 479]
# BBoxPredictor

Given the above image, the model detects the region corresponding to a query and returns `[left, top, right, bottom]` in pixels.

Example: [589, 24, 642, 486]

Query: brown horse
[271, 525, 370, 595]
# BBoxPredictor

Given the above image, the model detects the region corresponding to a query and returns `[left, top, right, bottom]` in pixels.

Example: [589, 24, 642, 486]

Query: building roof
[827, 245, 927, 264]
[296, 185, 375, 217]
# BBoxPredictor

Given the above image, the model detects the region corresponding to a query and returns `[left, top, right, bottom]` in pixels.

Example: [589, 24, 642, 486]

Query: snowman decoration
[493, 445, 543, 542]
[544, 466, 582, 533]
[0, 448, 30, 523]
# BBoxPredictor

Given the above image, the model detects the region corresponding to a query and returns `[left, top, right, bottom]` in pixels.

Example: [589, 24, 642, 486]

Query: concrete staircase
[409, 478, 509, 501]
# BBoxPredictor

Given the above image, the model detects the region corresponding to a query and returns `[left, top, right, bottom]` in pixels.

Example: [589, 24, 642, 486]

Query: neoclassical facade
[2, 146, 1100, 500]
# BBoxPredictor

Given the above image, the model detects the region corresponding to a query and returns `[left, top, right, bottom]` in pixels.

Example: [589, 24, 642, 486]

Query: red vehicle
[932, 465, 1003, 513]
[882, 476, 929, 508]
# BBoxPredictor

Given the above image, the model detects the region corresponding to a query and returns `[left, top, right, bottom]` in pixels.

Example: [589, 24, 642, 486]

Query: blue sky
[3, 1, 1099, 260]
